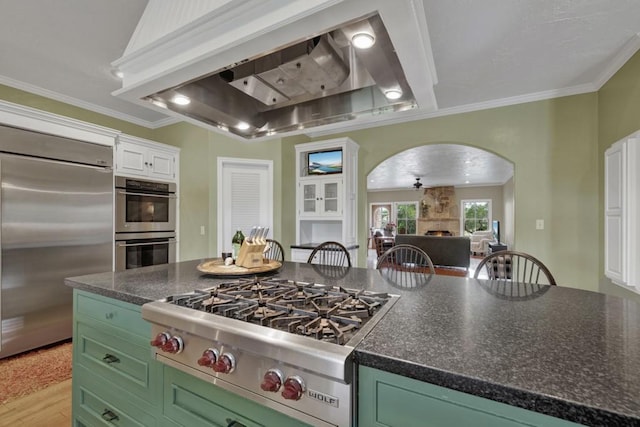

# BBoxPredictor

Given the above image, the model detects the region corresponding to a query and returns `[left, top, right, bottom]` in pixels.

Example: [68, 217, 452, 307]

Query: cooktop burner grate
[164, 277, 392, 345]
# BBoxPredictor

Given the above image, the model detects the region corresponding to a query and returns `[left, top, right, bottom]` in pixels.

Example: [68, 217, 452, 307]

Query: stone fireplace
[418, 186, 460, 236]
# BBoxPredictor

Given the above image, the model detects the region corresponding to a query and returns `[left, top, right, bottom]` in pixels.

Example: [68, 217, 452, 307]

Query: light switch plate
[536, 219, 544, 230]
[200, 225, 205, 235]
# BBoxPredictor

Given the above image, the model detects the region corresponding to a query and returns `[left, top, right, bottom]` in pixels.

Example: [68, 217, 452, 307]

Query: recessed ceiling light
[266, 130, 276, 136]
[464, 173, 470, 176]
[236, 122, 250, 131]
[218, 124, 229, 132]
[352, 32, 375, 49]
[171, 94, 191, 106]
[464, 160, 472, 164]
[465, 180, 470, 184]
[384, 89, 402, 100]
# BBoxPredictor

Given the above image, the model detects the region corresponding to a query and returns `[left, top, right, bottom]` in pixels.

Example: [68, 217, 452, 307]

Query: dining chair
[376, 244, 435, 274]
[264, 238, 285, 263]
[307, 241, 352, 267]
[473, 251, 557, 285]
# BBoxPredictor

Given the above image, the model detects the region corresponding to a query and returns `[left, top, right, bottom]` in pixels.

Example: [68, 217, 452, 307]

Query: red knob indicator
[281, 376, 305, 401]
[197, 348, 219, 367]
[260, 370, 283, 392]
[150, 332, 170, 348]
[161, 336, 183, 354]
[212, 353, 235, 374]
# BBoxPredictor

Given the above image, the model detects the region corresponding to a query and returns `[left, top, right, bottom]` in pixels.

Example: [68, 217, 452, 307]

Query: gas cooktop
[164, 277, 393, 346]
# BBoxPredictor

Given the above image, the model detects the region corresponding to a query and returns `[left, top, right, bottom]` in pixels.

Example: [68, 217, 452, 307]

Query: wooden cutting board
[196, 258, 282, 276]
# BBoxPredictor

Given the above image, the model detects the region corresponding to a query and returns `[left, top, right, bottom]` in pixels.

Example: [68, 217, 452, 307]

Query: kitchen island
[66, 260, 640, 426]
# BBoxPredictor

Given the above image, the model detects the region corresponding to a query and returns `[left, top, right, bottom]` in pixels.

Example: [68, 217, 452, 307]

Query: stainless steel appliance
[142, 277, 398, 427]
[115, 231, 176, 271]
[115, 176, 176, 233]
[0, 124, 113, 359]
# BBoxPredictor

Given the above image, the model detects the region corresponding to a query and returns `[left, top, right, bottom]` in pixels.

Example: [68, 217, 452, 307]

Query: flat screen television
[307, 149, 343, 175]
[492, 220, 500, 243]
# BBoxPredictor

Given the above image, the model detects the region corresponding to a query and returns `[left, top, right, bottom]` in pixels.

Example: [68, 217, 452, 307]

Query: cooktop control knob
[281, 376, 305, 401]
[161, 335, 184, 354]
[197, 348, 219, 367]
[213, 353, 235, 374]
[260, 369, 283, 392]
[150, 332, 170, 348]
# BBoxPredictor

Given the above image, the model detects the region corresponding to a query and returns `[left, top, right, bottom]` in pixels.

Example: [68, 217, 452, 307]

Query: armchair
[470, 230, 495, 255]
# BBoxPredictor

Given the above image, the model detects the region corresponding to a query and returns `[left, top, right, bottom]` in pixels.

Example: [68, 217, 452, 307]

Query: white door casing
[217, 157, 273, 256]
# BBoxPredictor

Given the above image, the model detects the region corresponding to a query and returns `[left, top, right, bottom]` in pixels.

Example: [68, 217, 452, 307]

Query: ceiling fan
[412, 177, 423, 190]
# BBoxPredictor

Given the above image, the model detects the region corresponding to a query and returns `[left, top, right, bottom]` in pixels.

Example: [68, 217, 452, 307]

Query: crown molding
[0, 99, 120, 146]
[0, 75, 169, 129]
[593, 32, 640, 90]
[306, 81, 598, 138]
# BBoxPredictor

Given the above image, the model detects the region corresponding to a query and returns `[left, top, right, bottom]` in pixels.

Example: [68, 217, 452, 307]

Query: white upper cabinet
[116, 135, 179, 182]
[605, 132, 639, 292]
[295, 138, 359, 247]
[299, 178, 343, 217]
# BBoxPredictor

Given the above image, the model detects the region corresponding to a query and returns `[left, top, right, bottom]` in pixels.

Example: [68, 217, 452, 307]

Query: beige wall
[284, 94, 600, 291]
[150, 122, 283, 262]
[598, 49, 640, 302]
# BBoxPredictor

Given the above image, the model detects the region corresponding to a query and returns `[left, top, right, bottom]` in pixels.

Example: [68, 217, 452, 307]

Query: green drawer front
[359, 367, 583, 427]
[75, 364, 157, 427]
[76, 321, 160, 405]
[75, 290, 149, 337]
[164, 366, 311, 427]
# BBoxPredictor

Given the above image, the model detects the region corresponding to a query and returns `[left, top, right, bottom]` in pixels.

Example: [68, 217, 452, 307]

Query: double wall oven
[115, 176, 177, 271]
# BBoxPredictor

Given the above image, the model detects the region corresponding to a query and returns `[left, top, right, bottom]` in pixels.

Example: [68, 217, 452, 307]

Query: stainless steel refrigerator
[0, 125, 113, 359]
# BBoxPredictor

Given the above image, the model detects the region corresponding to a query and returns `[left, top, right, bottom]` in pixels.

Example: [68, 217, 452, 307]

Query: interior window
[462, 200, 491, 235]
[394, 202, 418, 234]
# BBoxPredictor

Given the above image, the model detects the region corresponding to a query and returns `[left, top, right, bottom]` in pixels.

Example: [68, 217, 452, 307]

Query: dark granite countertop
[65, 260, 640, 426]
[291, 242, 359, 250]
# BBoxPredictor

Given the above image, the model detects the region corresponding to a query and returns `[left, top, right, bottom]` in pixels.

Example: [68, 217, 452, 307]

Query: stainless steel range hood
[112, 0, 437, 139]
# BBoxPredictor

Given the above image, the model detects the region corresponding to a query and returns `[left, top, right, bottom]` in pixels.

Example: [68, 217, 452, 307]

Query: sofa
[469, 230, 496, 255]
[395, 235, 470, 269]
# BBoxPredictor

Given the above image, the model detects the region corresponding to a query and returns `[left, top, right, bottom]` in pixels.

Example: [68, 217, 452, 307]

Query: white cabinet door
[147, 148, 175, 181]
[605, 141, 625, 284]
[116, 140, 148, 177]
[116, 138, 178, 182]
[321, 180, 342, 215]
[298, 178, 342, 217]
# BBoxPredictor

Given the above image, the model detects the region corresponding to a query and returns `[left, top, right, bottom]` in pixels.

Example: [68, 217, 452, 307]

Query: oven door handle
[116, 239, 176, 248]
[117, 190, 177, 199]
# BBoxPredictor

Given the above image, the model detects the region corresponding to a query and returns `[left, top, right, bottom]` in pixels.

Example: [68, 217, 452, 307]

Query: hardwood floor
[0, 378, 71, 426]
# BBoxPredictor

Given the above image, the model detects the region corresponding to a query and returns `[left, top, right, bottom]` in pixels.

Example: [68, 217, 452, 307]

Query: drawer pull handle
[102, 354, 120, 364]
[102, 409, 119, 422]
[226, 420, 246, 427]
[105, 312, 114, 320]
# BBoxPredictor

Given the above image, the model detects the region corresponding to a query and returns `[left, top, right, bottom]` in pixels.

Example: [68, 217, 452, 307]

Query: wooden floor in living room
[0, 378, 71, 426]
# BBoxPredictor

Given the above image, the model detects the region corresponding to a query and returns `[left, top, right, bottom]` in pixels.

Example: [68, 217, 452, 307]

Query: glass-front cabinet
[300, 178, 342, 216]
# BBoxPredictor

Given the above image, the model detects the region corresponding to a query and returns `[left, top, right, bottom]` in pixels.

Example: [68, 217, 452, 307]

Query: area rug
[0, 340, 72, 404]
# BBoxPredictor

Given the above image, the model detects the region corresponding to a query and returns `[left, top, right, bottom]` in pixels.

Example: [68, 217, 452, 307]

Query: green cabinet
[72, 290, 310, 427]
[163, 365, 310, 427]
[73, 290, 161, 426]
[358, 366, 583, 427]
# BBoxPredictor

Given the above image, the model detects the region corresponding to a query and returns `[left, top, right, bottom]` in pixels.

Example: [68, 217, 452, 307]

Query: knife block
[236, 240, 266, 268]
